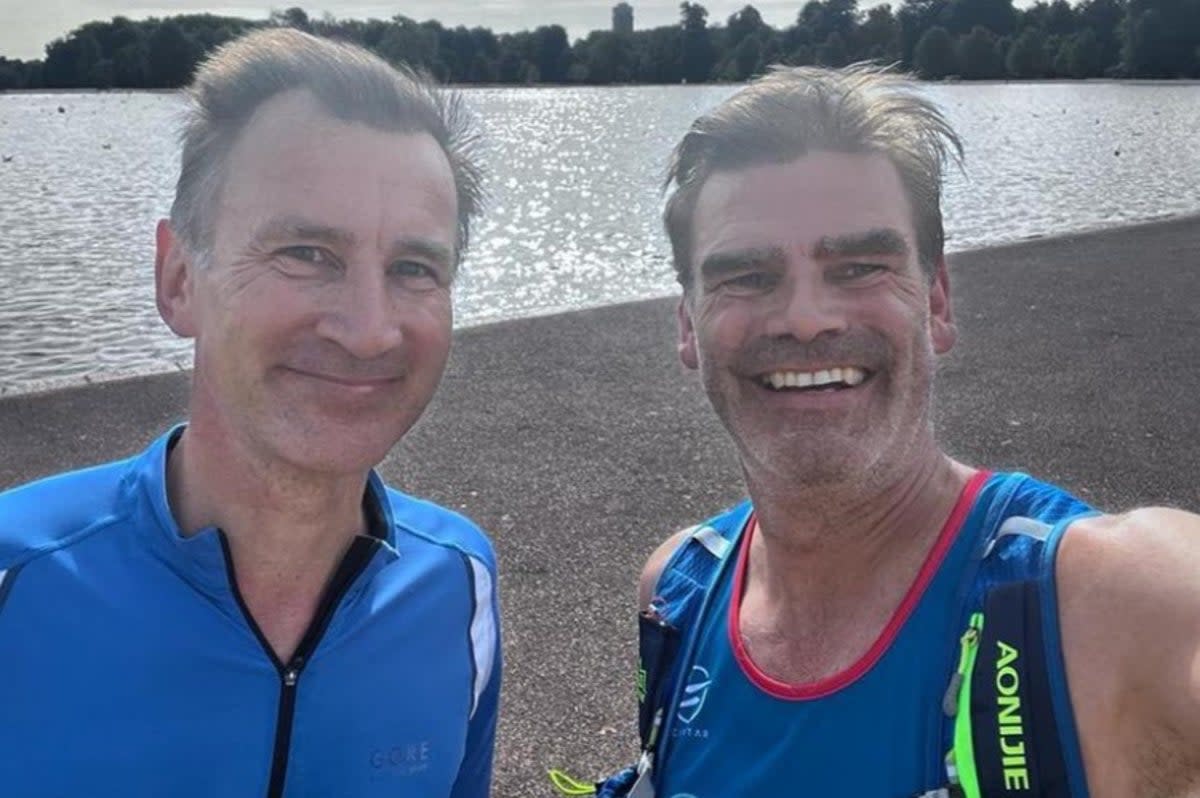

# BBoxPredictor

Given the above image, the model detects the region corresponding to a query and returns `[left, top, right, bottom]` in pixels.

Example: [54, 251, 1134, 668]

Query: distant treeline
[2, 0, 1199, 90]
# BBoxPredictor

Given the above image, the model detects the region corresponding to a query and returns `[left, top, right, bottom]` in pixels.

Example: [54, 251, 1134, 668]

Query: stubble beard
[707, 337, 939, 498]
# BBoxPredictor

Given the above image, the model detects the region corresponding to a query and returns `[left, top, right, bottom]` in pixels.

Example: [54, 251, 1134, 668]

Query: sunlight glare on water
[1, 83, 1198, 394]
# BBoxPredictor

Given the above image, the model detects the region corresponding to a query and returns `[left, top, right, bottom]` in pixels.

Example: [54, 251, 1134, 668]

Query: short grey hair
[664, 63, 963, 289]
[170, 28, 484, 267]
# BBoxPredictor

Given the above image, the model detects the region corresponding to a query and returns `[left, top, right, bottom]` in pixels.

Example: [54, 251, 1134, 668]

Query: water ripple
[2, 83, 1199, 395]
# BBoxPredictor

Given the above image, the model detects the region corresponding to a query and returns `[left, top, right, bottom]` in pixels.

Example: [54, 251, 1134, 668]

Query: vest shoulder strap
[967, 578, 1073, 797]
[636, 502, 750, 749]
[944, 513, 1084, 798]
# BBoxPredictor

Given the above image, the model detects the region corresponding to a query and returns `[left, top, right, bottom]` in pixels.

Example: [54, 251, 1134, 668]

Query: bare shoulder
[1058, 507, 1200, 658]
[1057, 508, 1200, 796]
[1059, 507, 1200, 609]
[637, 527, 695, 610]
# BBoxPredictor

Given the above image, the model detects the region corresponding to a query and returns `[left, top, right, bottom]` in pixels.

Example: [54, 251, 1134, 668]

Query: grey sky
[1, 0, 835, 60]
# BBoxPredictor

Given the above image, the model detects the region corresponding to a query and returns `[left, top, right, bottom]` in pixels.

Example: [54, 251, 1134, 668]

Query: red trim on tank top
[728, 469, 990, 700]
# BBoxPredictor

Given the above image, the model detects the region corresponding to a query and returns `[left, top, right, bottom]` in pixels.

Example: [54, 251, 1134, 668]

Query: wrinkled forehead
[688, 151, 918, 270]
[213, 91, 458, 253]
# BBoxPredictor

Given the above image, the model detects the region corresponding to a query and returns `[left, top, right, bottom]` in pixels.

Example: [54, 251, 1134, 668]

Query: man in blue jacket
[0, 28, 499, 798]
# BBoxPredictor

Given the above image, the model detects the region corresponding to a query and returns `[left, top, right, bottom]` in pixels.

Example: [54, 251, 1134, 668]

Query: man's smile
[283, 366, 403, 394]
[757, 366, 870, 391]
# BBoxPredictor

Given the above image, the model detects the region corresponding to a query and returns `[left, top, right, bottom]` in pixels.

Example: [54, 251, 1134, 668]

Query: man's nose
[316, 267, 403, 360]
[762, 271, 848, 342]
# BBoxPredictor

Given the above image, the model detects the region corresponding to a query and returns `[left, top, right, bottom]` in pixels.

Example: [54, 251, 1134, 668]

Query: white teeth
[760, 367, 867, 390]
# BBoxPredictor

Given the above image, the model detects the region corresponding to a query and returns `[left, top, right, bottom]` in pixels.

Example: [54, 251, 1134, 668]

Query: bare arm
[1057, 508, 1200, 797]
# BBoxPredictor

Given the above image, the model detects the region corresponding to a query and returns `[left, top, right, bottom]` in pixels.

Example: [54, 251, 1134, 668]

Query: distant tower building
[613, 2, 634, 35]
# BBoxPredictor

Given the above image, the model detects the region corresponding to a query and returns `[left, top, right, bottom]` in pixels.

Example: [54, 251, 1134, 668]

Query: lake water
[1, 82, 1199, 396]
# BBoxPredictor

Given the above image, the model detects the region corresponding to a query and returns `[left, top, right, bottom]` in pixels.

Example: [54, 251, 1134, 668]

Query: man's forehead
[227, 90, 445, 175]
[214, 92, 456, 230]
[689, 151, 917, 259]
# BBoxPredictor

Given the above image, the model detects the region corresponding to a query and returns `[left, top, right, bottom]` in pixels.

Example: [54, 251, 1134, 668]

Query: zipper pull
[943, 613, 983, 716]
[283, 656, 306, 687]
[645, 707, 664, 752]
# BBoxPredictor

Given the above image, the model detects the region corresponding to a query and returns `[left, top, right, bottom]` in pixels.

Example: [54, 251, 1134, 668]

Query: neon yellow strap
[948, 613, 984, 798]
[547, 769, 597, 796]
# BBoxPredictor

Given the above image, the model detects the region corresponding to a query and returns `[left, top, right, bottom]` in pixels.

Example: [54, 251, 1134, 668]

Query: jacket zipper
[219, 532, 381, 798]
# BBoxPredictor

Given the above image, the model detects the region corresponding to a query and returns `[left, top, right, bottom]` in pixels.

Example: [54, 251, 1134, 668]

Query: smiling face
[157, 90, 459, 477]
[678, 151, 956, 487]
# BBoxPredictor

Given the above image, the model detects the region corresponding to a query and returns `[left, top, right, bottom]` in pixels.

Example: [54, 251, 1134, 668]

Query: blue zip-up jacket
[0, 427, 500, 798]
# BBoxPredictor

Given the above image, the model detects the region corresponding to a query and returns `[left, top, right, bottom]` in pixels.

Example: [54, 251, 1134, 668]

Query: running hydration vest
[555, 472, 1095, 798]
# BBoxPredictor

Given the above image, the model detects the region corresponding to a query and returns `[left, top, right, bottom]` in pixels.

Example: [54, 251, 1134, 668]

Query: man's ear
[677, 295, 699, 370]
[155, 220, 198, 338]
[929, 254, 957, 355]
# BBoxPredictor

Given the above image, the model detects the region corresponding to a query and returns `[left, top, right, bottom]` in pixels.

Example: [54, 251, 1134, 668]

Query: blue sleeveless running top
[654, 472, 1094, 798]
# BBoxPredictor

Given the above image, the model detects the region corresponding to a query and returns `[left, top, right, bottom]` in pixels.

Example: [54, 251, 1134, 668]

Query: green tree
[43, 31, 102, 87]
[146, 20, 202, 87]
[377, 16, 438, 72]
[798, 0, 860, 43]
[177, 13, 256, 52]
[1121, 0, 1200, 77]
[112, 42, 148, 87]
[576, 30, 635, 82]
[636, 25, 683, 82]
[898, 0, 951, 67]
[497, 31, 537, 83]
[1077, 0, 1123, 74]
[720, 34, 766, 79]
[816, 31, 850, 64]
[269, 7, 311, 31]
[944, 0, 1017, 35]
[914, 25, 957, 76]
[17, 1, 1169, 88]
[534, 25, 571, 83]
[497, 50, 526, 82]
[88, 58, 115, 88]
[1006, 26, 1049, 77]
[859, 4, 901, 62]
[1123, 8, 1174, 75]
[1057, 29, 1103, 76]
[1045, 0, 1078, 34]
[680, 2, 716, 82]
[958, 25, 1004, 77]
[0, 58, 27, 89]
[727, 5, 768, 46]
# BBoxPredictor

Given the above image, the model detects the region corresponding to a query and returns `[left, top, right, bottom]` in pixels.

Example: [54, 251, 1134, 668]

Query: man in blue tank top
[626, 65, 1199, 798]
[0, 30, 498, 797]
